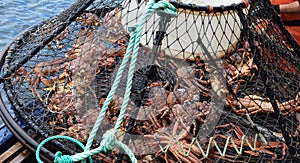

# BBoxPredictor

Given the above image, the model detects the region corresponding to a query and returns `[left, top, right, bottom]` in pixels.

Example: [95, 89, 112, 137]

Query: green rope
[36, 1, 176, 162]
[113, 0, 177, 134]
[36, 135, 92, 163]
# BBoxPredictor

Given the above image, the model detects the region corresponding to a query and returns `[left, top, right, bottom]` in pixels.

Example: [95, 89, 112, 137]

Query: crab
[293, 113, 300, 137]
[139, 85, 206, 162]
[154, 52, 216, 98]
[225, 77, 300, 115]
[60, 123, 90, 143]
[47, 90, 74, 113]
[6, 66, 28, 85]
[170, 58, 214, 98]
[213, 123, 288, 161]
[232, 57, 257, 80]
[144, 125, 203, 163]
[229, 92, 300, 115]
[142, 71, 213, 138]
[26, 46, 114, 103]
[76, 12, 100, 28]
[47, 27, 70, 50]
[144, 84, 202, 132]
[25, 57, 71, 102]
[224, 46, 258, 85]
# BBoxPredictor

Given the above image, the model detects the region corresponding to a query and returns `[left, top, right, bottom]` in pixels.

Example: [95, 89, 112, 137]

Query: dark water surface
[0, 0, 75, 126]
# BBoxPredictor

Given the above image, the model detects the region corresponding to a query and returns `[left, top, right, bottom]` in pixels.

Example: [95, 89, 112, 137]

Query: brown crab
[25, 57, 71, 102]
[76, 12, 100, 28]
[60, 124, 90, 143]
[6, 66, 28, 85]
[144, 125, 203, 163]
[224, 47, 258, 85]
[47, 90, 74, 113]
[229, 92, 300, 115]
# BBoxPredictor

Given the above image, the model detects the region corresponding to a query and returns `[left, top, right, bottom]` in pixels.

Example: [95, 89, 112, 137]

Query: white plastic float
[121, 0, 248, 60]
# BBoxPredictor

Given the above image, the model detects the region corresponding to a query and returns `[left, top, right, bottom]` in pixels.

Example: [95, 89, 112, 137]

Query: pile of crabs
[8, 8, 300, 162]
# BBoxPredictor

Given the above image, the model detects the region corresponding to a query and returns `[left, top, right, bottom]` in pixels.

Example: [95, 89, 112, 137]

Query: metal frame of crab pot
[0, 0, 299, 162]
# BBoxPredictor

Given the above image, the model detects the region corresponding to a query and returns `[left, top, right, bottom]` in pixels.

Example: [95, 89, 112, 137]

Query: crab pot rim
[0, 0, 98, 161]
[0, 94, 54, 162]
[0, 15, 60, 163]
[168, 0, 249, 13]
[0, 1, 125, 162]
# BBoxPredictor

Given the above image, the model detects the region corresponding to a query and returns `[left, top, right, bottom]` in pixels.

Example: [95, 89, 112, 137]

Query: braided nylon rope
[36, 135, 92, 163]
[35, 0, 176, 162]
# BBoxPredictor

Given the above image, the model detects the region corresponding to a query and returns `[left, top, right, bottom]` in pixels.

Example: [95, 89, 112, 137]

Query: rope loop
[36, 135, 92, 163]
[54, 151, 73, 163]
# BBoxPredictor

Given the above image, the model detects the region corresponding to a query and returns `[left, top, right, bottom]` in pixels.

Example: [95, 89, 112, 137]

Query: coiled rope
[36, 0, 176, 162]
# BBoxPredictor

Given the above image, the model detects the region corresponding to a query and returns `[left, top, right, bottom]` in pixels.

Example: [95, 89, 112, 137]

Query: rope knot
[148, 0, 177, 16]
[54, 151, 73, 163]
[101, 129, 116, 152]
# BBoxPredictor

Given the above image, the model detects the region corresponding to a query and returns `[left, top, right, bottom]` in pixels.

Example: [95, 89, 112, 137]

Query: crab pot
[0, 0, 300, 162]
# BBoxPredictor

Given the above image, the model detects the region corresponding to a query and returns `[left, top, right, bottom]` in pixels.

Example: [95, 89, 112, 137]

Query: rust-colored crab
[228, 91, 300, 115]
[76, 12, 100, 28]
[47, 90, 73, 113]
[224, 46, 258, 85]
[144, 126, 203, 163]
[60, 124, 90, 143]
[24, 58, 71, 102]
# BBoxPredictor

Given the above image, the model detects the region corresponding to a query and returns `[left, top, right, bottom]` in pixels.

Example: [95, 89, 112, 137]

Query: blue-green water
[0, 0, 75, 126]
[0, 0, 76, 51]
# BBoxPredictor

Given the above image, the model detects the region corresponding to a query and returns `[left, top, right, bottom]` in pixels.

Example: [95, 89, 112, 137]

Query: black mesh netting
[0, 0, 300, 162]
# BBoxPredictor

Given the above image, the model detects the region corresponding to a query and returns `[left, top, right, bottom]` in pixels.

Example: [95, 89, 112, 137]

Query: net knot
[101, 129, 116, 152]
[54, 151, 73, 163]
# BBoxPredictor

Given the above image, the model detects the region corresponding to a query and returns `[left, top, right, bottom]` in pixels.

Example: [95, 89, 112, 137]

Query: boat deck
[0, 141, 36, 163]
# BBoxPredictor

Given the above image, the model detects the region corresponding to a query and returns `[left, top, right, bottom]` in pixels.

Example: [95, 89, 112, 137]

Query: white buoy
[121, 0, 247, 60]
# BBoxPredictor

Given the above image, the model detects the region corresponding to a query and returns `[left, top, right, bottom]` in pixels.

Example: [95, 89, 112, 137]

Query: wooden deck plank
[9, 149, 31, 163]
[0, 142, 23, 163]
